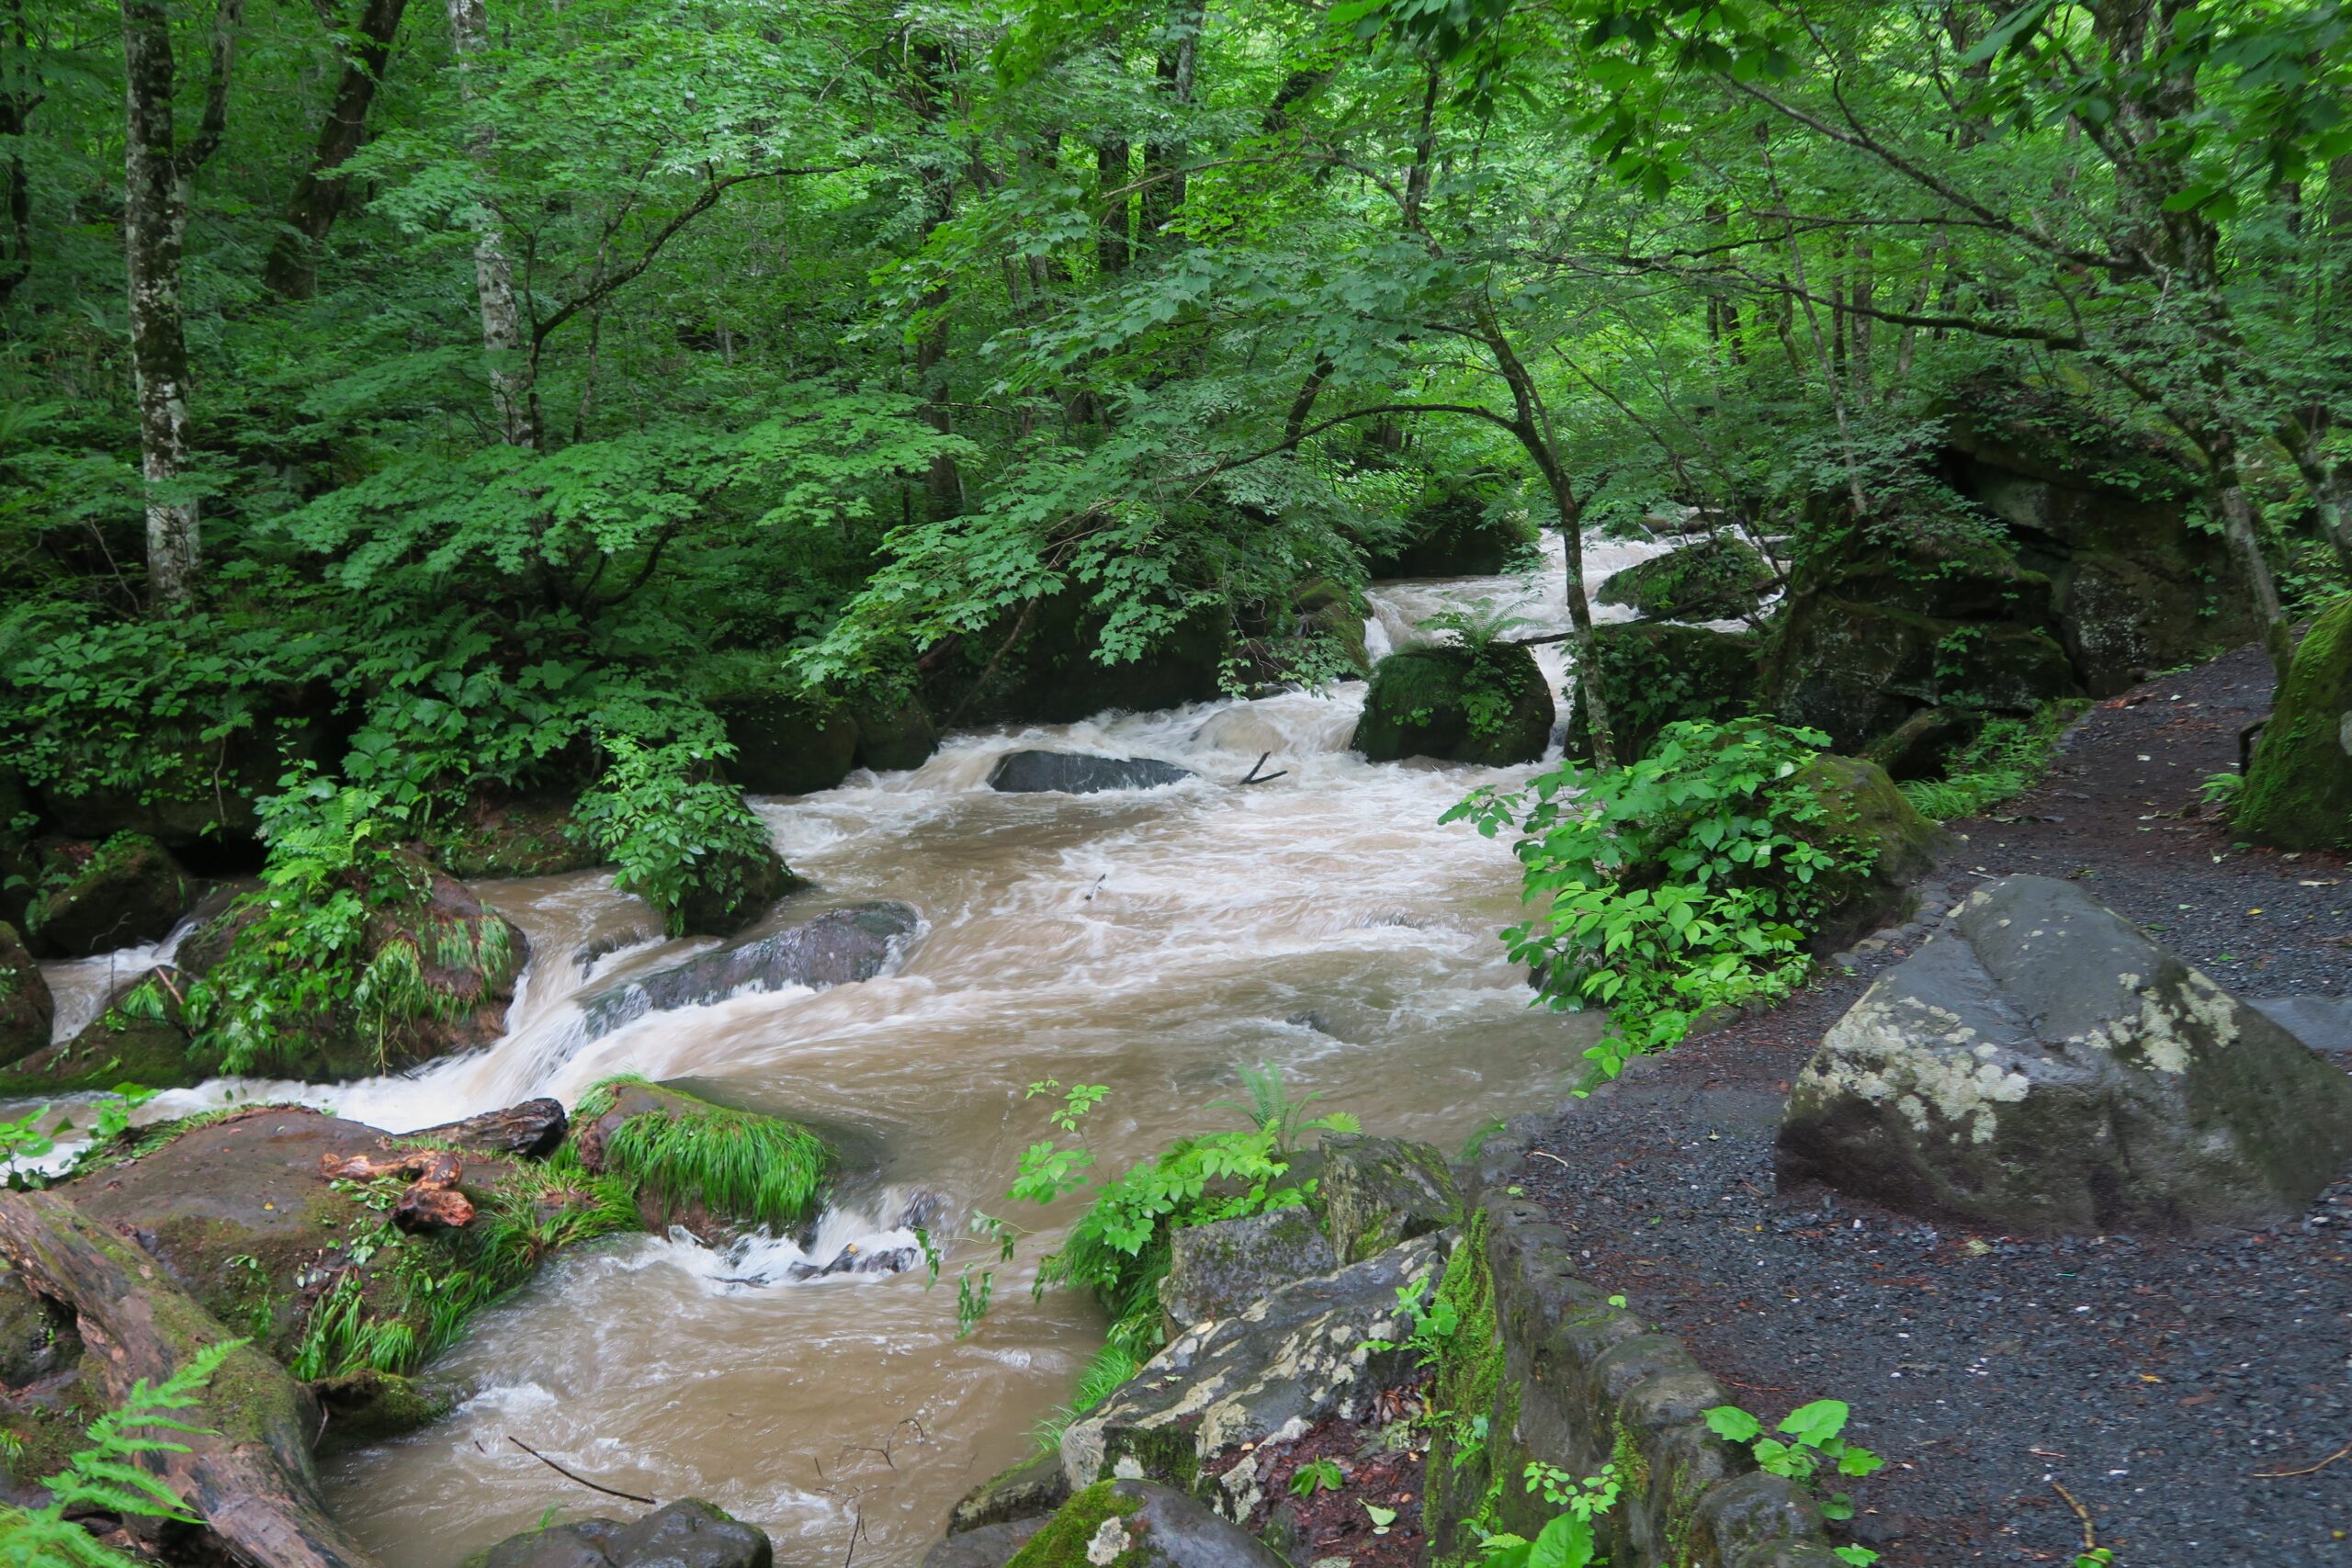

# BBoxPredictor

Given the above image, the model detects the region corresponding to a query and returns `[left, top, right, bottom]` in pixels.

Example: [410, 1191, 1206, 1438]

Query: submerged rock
[472, 1499, 773, 1568]
[1158, 1208, 1335, 1331]
[1777, 874, 2352, 1233]
[988, 752, 1196, 795]
[0, 922, 51, 1065]
[1004, 1481, 1287, 1568]
[1351, 644, 1553, 766]
[581, 901, 920, 1037]
[2235, 592, 2352, 851]
[24, 834, 192, 958]
[1059, 1234, 1444, 1500]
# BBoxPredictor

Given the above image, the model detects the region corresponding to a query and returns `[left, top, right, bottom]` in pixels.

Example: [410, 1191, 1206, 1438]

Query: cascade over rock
[1778, 875, 2352, 1233]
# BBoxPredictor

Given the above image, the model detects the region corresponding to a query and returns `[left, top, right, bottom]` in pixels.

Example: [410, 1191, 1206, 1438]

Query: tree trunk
[1138, 0, 1203, 245]
[264, 0, 409, 299]
[444, 0, 533, 447]
[122, 0, 242, 606]
[2274, 412, 2352, 577]
[1094, 136, 1130, 276]
[0, 1190, 381, 1568]
[0, 0, 37, 308]
[2201, 429, 2294, 681]
[910, 39, 962, 519]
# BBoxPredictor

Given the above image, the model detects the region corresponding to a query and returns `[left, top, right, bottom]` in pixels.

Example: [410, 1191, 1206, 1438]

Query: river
[36, 534, 1668, 1568]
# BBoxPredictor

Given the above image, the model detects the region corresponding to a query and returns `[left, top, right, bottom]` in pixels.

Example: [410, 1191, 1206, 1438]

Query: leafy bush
[573, 737, 782, 938]
[1448, 718, 1872, 1081]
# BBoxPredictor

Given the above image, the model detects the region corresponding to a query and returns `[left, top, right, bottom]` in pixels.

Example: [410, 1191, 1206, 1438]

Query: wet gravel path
[1511, 647, 2352, 1566]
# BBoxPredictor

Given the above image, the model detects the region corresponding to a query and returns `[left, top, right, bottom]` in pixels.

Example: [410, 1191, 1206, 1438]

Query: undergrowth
[1898, 704, 2082, 822]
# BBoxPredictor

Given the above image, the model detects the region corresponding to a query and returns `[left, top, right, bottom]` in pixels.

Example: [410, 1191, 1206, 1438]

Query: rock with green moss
[2236, 593, 2352, 851]
[1008, 1481, 1286, 1568]
[854, 697, 941, 773]
[470, 1498, 774, 1568]
[1769, 596, 2080, 754]
[0, 964, 208, 1094]
[674, 838, 797, 939]
[1779, 754, 1949, 955]
[24, 834, 192, 958]
[1291, 578, 1371, 677]
[0, 921, 51, 1065]
[427, 797, 607, 880]
[1567, 623, 1761, 763]
[1316, 1134, 1461, 1265]
[1059, 1234, 1443, 1503]
[1597, 536, 1777, 620]
[1369, 480, 1540, 579]
[1779, 875, 2352, 1234]
[951, 1448, 1074, 1535]
[716, 688, 861, 797]
[946, 591, 1232, 727]
[1351, 644, 1554, 766]
[574, 1077, 830, 1237]
[1158, 1208, 1335, 1330]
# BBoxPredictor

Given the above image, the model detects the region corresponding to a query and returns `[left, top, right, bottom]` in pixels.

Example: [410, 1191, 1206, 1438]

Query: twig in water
[508, 1435, 658, 1506]
[1084, 874, 1106, 902]
[2253, 1439, 2352, 1479]
[1238, 750, 1287, 785]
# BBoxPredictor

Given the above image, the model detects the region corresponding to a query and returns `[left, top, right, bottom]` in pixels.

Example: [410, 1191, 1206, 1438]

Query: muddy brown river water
[40, 536, 1675, 1568]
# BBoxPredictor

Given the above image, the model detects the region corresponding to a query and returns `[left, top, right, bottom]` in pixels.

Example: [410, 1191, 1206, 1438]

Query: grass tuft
[583, 1075, 829, 1230]
[1899, 704, 2083, 822]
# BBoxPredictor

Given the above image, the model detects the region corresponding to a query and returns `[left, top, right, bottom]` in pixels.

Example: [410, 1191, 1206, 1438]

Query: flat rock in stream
[1777, 874, 2352, 1233]
[580, 901, 920, 1036]
[987, 752, 1196, 795]
[470, 1499, 772, 1568]
[1059, 1234, 1444, 1510]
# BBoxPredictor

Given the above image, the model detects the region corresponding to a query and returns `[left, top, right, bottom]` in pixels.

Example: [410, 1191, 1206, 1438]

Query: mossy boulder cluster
[2235, 593, 2352, 850]
[1351, 643, 1554, 766]
[1567, 622, 1762, 763]
[1597, 536, 1777, 620]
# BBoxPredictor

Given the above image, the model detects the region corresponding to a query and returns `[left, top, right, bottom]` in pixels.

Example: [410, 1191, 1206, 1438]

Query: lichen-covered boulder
[1158, 1208, 1335, 1330]
[1059, 1234, 1443, 1502]
[1316, 1134, 1460, 1265]
[1597, 536, 1777, 620]
[0, 922, 51, 1066]
[854, 697, 940, 773]
[989, 753, 1196, 795]
[1351, 644, 1553, 766]
[471, 1499, 773, 1568]
[1005, 1482, 1287, 1568]
[581, 901, 919, 1038]
[24, 834, 192, 958]
[1566, 623, 1761, 763]
[1781, 754, 1950, 954]
[2236, 593, 2352, 851]
[1777, 875, 2352, 1233]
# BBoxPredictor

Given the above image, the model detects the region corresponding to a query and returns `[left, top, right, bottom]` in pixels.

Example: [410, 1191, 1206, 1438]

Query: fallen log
[408, 1097, 568, 1158]
[0, 1190, 382, 1568]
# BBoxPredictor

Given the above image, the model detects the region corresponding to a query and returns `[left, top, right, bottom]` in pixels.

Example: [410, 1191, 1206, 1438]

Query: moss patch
[1006, 1482, 1147, 1568]
[1353, 644, 1554, 766]
[2237, 593, 2352, 850]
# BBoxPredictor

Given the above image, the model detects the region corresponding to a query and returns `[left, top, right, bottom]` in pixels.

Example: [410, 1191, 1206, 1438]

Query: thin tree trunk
[2274, 412, 2352, 577]
[264, 0, 408, 299]
[2199, 427, 2294, 680]
[1095, 136, 1130, 275]
[1138, 0, 1203, 245]
[910, 39, 961, 520]
[0, 0, 38, 308]
[121, 0, 239, 606]
[444, 0, 532, 447]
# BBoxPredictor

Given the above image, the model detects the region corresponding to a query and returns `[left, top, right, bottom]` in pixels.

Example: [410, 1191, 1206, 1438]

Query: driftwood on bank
[409, 1096, 568, 1157]
[0, 1190, 383, 1568]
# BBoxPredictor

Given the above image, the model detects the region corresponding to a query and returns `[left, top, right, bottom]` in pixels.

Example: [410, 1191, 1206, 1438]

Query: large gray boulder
[1007, 1481, 1290, 1568]
[471, 1499, 772, 1568]
[1158, 1208, 1335, 1331]
[988, 752, 1196, 795]
[1060, 1234, 1443, 1509]
[1317, 1134, 1461, 1264]
[1777, 875, 2352, 1233]
[581, 901, 920, 1036]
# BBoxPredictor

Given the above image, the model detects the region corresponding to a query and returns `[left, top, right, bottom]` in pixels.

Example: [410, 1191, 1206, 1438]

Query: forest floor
[1513, 645, 2352, 1567]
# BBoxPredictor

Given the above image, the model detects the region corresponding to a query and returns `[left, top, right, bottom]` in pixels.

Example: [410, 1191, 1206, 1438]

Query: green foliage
[1290, 1458, 1345, 1496]
[1704, 1400, 1885, 1540]
[1898, 706, 2082, 822]
[1449, 719, 1870, 1082]
[573, 736, 782, 937]
[579, 1076, 829, 1231]
[0, 1337, 243, 1568]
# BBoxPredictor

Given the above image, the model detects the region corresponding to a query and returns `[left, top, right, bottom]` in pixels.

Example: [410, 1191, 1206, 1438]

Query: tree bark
[121, 0, 240, 607]
[1138, 0, 1203, 245]
[0, 1190, 381, 1568]
[910, 39, 962, 519]
[2199, 427, 2294, 681]
[0, 0, 38, 308]
[1094, 136, 1130, 276]
[444, 0, 532, 447]
[264, 0, 408, 299]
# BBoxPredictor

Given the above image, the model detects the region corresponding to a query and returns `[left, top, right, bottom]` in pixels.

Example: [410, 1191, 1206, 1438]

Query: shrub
[573, 736, 785, 937]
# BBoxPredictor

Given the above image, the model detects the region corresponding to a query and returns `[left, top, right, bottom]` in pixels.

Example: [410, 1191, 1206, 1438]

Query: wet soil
[1513, 646, 2352, 1566]
[1216, 1382, 1434, 1568]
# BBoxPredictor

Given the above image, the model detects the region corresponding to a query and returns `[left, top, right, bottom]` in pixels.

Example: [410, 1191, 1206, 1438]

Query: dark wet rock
[2234, 592, 2351, 851]
[1367, 479, 1539, 578]
[784, 1240, 919, 1280]
[0, 1266, 74, 1386]
[1781, 754, 1951, 955]
[1159, 1209, 1335, 1330]
[1769, 597, 2079, 755]
[1778, 874, 2352, 1233]
[425, 796, 605, 880]
[1010, 1481, 1290, 1568]
[1597, 535, 1777, 620]
[1316, 1134, 1461, 1265]
[952, 1449, 1072, 1535]
[1567, 622, 1763, 763]
[24, 835, 192, 959]
[1864, 705, 1984, 783]
[949, 591, 1230, 728]
[715, 689, 860, 797]
[0, 964, 207, 1096]
[1059, 1234, 1444, 1499]
[854, 697, 940, 773]
[925, 1516, 1048, 1568]
[472, 1499, 772, 1568]
[581, 902, 920, 1037]
[0, 921, 51, 1065]
[1351, 643, 1554, 767]
[2249, 996, 2352, 1057]
[987, 753, 1196, 795]
[411, 1098, 569, 1158]
[674, 839, 798, 940]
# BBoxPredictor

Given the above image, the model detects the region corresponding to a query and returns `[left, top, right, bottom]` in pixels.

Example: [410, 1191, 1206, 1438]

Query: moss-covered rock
[1006, 1482, 1286, 1568]
[949, 591, 1234, 727]
[713, 689, 860, 796]
[1567, 623, 1762, 763]
[1368, 481, 1541, 579]
[1781, 754, 1950, 954]
[2236, 594, 2352, 850]
[673, 837, 796, 939]
[573, 1077, 830, 1237]
[1768, 596, 2080, 753]
[1315, 1134, 1462, 1265]
[1351, 644, 1554, 765]
[1157, 1208, 1335, 1330]
[1597, 536, 1777, 620]
[854, 697, 940, 773]
[1293, 578, 1371, 677]
[952, 1449, 1074, 1535]
[23, 834, 192, 958]
[426, 797, 606, 880]
[0, 964, 206, 1095]
[0, 922, 51, 1066]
